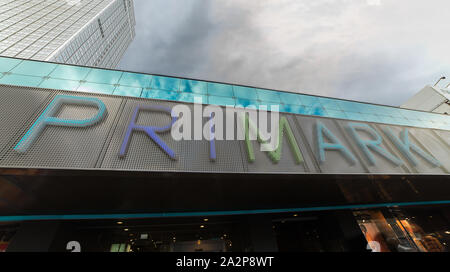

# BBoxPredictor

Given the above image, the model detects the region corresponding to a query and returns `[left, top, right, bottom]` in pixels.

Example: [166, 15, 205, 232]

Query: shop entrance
[2, 206, 449, 252]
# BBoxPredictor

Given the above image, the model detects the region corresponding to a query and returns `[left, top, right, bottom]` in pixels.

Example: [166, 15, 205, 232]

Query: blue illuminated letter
[347, 123, 403, 166]
[14, 95, 106, 153]
[119, 105, 177, 160]
[383, 127, 441, 167]
[315, 121, 356, 164]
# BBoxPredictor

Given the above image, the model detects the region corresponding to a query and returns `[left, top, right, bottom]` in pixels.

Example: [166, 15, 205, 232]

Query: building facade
[0, 0, 135, 68]
[0, 56, 449, 252]
[402, 85, 450, 115]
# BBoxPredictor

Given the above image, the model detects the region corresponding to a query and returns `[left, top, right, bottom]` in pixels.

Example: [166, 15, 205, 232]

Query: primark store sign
[0, 88, 449, 175]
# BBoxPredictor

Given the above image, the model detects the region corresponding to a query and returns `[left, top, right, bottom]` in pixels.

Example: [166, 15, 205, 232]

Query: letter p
[14, 95, 107, 153]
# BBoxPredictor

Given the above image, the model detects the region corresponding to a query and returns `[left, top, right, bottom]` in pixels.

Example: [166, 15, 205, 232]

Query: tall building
[0, 56, 449, 252]
[0, 0, 135, 68]
[402, 85, 450, 115]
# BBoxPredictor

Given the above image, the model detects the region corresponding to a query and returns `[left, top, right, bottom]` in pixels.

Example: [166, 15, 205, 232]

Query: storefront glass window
[354, 208, 450, 252]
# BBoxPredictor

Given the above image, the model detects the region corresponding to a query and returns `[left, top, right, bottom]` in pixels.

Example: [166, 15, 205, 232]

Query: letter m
[244, 114, 303, 164]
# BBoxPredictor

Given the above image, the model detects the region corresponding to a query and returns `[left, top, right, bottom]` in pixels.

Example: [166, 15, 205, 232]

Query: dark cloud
[120, 0, 215, 76]
[119, 0, 450, 106]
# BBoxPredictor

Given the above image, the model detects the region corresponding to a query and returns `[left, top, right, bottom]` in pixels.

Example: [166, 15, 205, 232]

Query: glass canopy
[0, 56, 449, 131]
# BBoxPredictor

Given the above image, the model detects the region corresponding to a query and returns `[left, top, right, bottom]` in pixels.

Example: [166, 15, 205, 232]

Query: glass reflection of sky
[180, 79, 207, 94]
[118, 72, 152, 88]
[208, 95, 235, 106]
[77, 82, 115, 94]
[0, 74, 43, 87]
[113, 85, 143, 97]
[85, 68, 123, 85]
[208, 82, 233, 97]
[0, 56, 448, 131]
[0, 57, 21, 72]
[50, 65, 91, 81]
[13, 61, 56, 77]
[234, 86, 257, 100]
[151, 76, 180, 92]
[39, 78, 81, 91]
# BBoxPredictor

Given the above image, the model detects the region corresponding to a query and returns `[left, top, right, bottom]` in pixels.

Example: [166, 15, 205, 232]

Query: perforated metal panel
[100, 99, 246, 172]
[0, 89, 122, 169]
[405, 128, 450, 172]
[433, 130, 450, 146]
[337, 120, 409, 174]
[0, 85, 449, 176]
[242, 113, 311, 173]
[377, 125, 447, 174]
[0, 86, 51, 155]
[296, 116, 368, 174]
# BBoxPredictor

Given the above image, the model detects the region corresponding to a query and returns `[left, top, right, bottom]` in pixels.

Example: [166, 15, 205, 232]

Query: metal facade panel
[295, 116, 368, 174]
[0, 86, 51, 155]
[433, 130, 450, 146]
[0, 90, 122, 169]
[100, 99, 246, 172]
[0, 85, 448, 175]
[377, 125, 447, 174]
[242, 114, 311, 173]
[336, 120, 409, 174]
[407, 128, 450, 172]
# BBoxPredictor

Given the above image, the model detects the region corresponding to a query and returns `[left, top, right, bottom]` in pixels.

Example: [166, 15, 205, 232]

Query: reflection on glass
[355, 208, 449, 252]
[50, 64, 91, 81]
[298, 94, 320, 107]
[397, 217, 447, 252]
[0, 74, 42, 87]
[151, 76, 180, 92]
[110, 243, 132, 252]
[77, 82, 115, 94]
[345, 111, 367, 122]
[39, 78, 80, 91]
[142, 89, 179, 101]
[326, 109, 348, 119]
[279, 92, 303, 105]
[0, 56, 448, 131]
[208, 95, 235, 106]
[256, 89, 281, 103]
[318, 97, 342, 111]
[405, 118, 427, 128]
[354, 210, 418, 252]
[281, 104, 306, 115]
[233, 86, 257, 100]
[118, 72, 152, 88]
[304, 105, 327, 117]
[362, 104, 383, 114]
[235, 98, 256, 108]
[257, 102, 281, 112]
[113, 85, 143, 97]
[12, 60, 56, 77]
[0, 58, 21, 72]
[85, 68, 123, 84]
[180, 79, 207, 94]
[338, 100, 363, 113]
[208, 82, 233, 97]
[178, 92, 208, 103]
[362, 113, 381, 123]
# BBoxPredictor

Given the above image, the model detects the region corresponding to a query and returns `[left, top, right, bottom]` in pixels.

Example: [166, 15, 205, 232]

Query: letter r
[14, 95, 107, 153]
[119, 105, 177, 160]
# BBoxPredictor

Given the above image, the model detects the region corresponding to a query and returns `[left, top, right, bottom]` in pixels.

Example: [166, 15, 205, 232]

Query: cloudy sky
[118, 0, 450, 106]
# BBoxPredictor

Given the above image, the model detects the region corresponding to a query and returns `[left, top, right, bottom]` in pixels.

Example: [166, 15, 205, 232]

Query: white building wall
[401, 85, 450, 114]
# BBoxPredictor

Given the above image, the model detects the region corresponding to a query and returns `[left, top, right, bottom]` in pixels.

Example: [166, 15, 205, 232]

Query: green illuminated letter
[244, 114, 303, 164]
